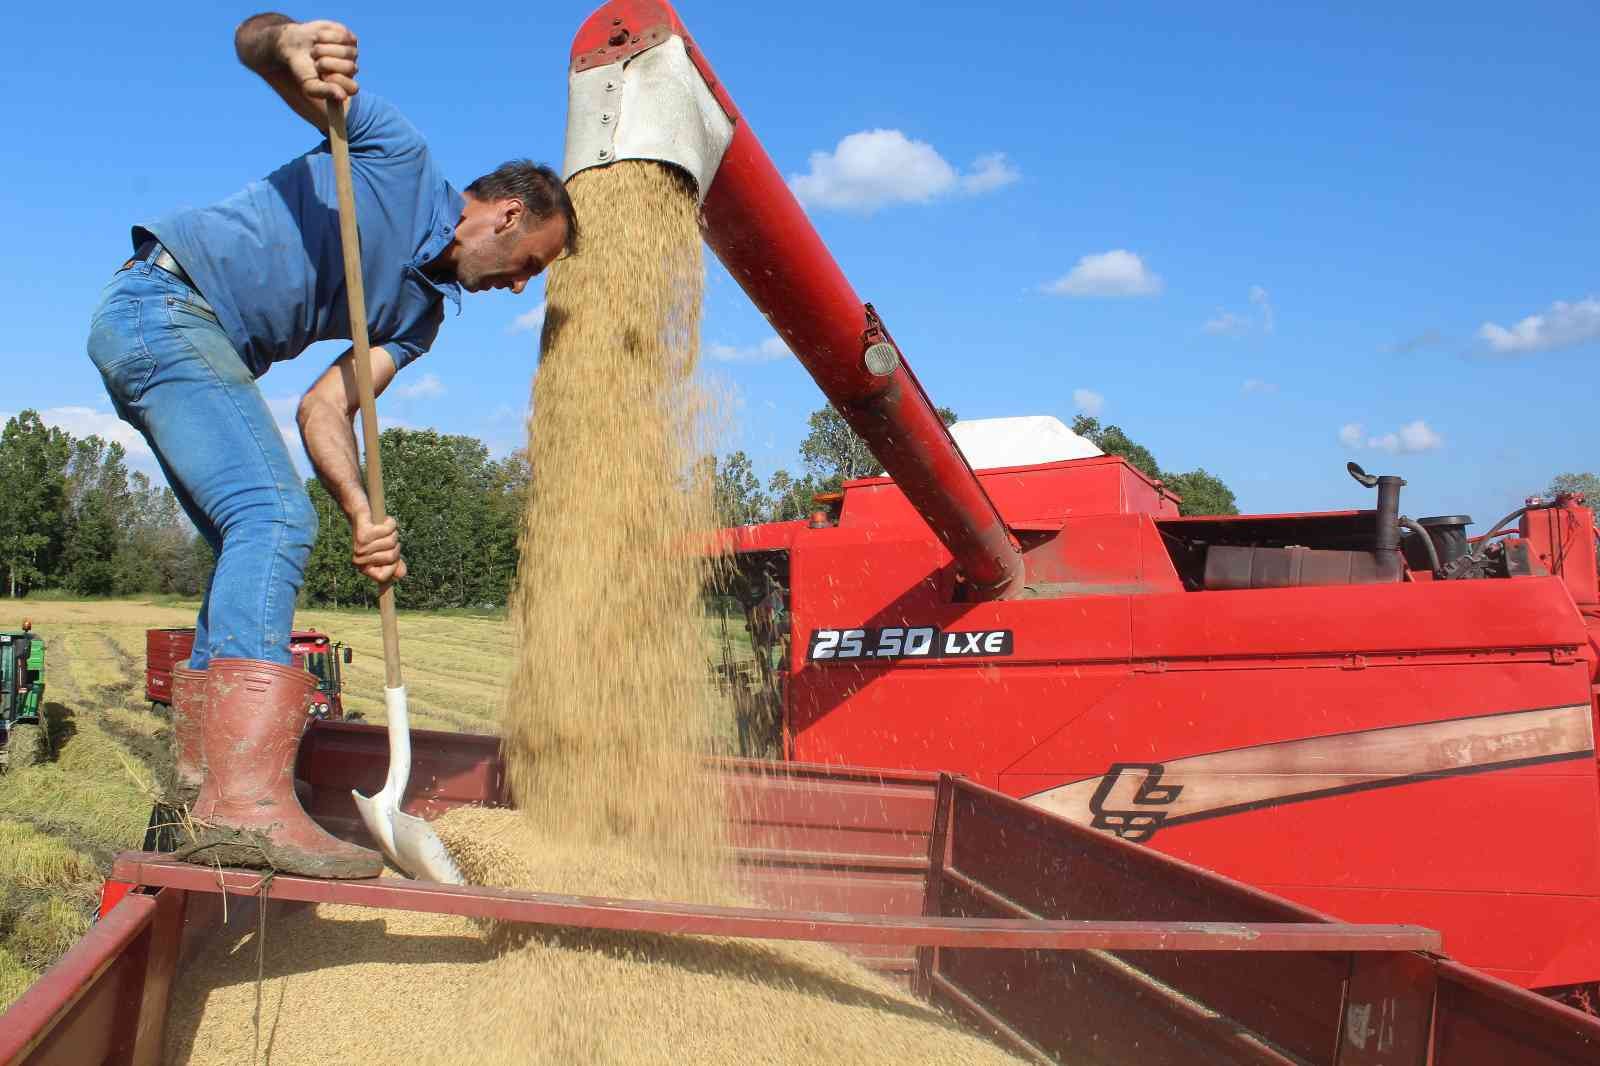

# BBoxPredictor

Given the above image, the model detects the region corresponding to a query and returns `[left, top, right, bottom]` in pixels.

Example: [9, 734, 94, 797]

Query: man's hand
[236, 14, 359, 130]
[352, 511, 407, 587]
[277, 20, 359, 103]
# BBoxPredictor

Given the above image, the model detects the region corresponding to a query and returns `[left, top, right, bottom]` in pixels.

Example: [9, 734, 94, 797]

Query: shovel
[327, 98, 462, 885]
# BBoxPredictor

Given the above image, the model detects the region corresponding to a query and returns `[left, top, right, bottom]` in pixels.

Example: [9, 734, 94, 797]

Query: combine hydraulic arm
[564, 0, 1025, 600]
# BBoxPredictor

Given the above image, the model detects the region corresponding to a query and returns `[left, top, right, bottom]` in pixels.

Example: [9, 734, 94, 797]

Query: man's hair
[465, 160, 580, 256]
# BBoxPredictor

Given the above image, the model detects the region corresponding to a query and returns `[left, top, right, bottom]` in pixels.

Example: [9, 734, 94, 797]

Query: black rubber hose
[1398, 516, 1442, 575]
[1472, 505, 1534, 544]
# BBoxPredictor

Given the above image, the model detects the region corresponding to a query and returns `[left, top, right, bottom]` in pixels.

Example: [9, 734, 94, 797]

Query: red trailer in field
[3, 722, 1598, 1066]
[144, 627, 353, 720]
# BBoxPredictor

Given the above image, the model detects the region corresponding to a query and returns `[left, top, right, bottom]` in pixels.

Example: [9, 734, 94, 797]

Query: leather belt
[124, 239, 198, 290]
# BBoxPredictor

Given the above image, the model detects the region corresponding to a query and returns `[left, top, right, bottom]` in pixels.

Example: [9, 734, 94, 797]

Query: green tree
[765, 469, 821, 522]
[1162, 468, 1239, 517]
[1071, 415, 1237, 516]
[61, 437, 131, 596]
[477, 449, 531, 605]
[1070, 416, 1161, 481]
[176, 530, 215, 598]
[1546, 472, 1600, 501]
[713, 451, 768, 526]
[302, 480, 358, 608]
[111, 473, 197, 595]
[0, 412, 70, 597]
[795, 403, 958, 493]
[301, 428, 527, 611]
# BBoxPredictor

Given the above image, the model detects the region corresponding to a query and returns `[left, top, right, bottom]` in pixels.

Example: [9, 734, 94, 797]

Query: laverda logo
[1087, 763, 1182, 842]
[1029, 704, 1594, 842]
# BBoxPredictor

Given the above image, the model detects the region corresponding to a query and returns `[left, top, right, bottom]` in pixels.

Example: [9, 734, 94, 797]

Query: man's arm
[235, 13, 359, 133]
[297, 346, 407, 586]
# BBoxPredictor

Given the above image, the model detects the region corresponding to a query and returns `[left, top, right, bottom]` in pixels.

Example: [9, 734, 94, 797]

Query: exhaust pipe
[563, 1, 1026, 601]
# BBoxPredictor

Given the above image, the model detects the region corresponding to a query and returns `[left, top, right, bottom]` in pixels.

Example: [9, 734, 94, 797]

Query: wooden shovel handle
[327, 98, 403, 689]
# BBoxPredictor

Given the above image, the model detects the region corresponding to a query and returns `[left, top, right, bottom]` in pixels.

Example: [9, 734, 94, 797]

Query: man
[86, 14, 576, 878]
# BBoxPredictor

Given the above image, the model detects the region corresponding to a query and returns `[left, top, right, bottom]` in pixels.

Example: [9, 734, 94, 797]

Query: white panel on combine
[948, 416, 1102, 470]
[563, 35, 734, 204]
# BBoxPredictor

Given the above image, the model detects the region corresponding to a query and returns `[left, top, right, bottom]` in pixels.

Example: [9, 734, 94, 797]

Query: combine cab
[0, 622, 46, 769]
[145, 627, 353, 719]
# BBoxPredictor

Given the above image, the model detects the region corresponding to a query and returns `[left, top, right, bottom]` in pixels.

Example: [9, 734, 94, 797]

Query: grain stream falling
[500, 160, 725, 902]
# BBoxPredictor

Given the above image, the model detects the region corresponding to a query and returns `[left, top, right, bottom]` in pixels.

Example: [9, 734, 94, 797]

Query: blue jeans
[86, 254, 314, 668]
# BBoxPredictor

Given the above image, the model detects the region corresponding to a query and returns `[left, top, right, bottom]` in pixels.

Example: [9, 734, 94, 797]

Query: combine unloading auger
[563, 0, 1025, 601]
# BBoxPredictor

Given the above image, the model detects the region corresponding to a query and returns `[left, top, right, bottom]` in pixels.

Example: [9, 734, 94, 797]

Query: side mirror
[343, 646, 353, 664]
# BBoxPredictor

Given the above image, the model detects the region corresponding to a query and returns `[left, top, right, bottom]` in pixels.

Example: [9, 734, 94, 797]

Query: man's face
[453, 199, 568, 295]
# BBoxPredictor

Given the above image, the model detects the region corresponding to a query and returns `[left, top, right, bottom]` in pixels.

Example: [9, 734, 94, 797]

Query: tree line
[1, 405, 1588, 607]
[0, 411, 528, 610]
[0, 412, 211, 599]
[711, 407, 1243, 524]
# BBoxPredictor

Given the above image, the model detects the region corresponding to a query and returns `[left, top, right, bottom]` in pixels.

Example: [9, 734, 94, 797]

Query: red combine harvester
[3, 3, 1597, 1063]
[144, 627, 352, 719]
[570, 0, 1600, 1002]
[723, 464, 1600, 998]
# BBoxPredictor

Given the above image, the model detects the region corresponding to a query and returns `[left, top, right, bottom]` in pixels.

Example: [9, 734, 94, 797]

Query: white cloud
[1478, 296, 1600, 354]
[1072, 388, 1105, 416]
[1338, 420, 1443, 454]
[705, 335, 791, 364]
[960, 152, 1021, 195]
[398, 372, 446, 400]
[1203, 310, 1249, 336]
[1249, 285, 1275, 334]
[508, 301, 547, 335]
[1204, 285, 1274, 336]
[788, 129, 1019, 212]
[1044, 250, 1163, 298]
[1242, 378, 1278, 394]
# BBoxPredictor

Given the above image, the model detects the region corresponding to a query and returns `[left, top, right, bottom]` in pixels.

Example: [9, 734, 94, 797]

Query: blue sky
[4, 1, 1595, 527]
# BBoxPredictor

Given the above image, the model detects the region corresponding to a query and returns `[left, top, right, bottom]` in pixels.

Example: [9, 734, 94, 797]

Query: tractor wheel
[6, 722, 48, 769]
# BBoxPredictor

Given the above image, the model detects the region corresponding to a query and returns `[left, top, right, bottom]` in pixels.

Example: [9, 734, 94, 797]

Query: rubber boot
[169, 665, 207, 806]
[182, 658, 381, 878]
[185, 667, 315, 821]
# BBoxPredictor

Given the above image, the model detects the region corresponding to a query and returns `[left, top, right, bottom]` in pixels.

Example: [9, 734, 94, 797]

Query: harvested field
[0, 594, 755, 1011]
[0, 603, 174, 1008]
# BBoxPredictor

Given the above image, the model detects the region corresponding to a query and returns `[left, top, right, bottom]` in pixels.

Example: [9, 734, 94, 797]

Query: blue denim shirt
[140, 93, 463, 378]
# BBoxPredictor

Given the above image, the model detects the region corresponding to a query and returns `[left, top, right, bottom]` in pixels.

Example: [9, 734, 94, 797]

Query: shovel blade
[353, 787, 403, 871]
[393, 810, 464, 884]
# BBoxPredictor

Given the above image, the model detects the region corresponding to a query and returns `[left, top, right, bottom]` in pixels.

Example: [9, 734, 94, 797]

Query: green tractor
[0, 621, 47, 769]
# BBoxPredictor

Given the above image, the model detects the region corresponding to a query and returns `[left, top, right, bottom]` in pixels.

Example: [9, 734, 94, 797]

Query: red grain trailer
[145, 627, 352, 719]
[3, 722, 1598, 1065]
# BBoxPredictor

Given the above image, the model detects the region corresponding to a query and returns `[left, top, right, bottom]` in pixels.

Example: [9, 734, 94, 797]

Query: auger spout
[563, 0, 1025, 600]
